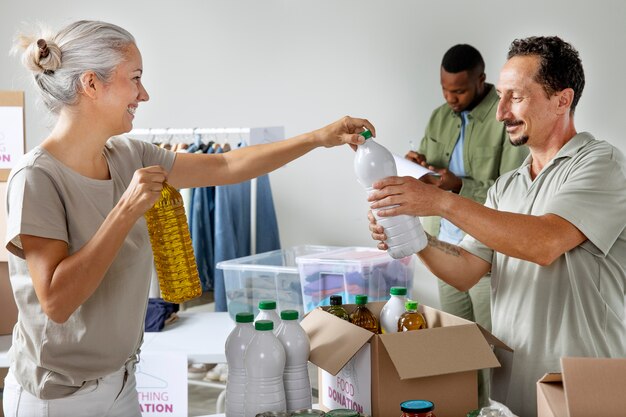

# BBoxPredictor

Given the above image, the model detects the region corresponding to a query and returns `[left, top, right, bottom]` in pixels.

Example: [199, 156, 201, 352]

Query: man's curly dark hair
[508, 36, 585, 113]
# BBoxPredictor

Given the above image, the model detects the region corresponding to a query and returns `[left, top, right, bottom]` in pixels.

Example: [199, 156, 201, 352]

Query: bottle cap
[400, 400, 434, 412]
[330, 295, 343, 306]
[235, 312, 254, 323]
[280, 310, 299, 320]
[405, 300, 418, 310]
[355, 294, 368, 305]
[258, 300, 277, 310]
[390, 286, 407, 296]
[360, 129, 372, 140]
[255, 319, 274, 331]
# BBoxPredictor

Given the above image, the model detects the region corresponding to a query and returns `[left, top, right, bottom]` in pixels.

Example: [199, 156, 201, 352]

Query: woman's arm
[21, 166, 167, 323]
[167, 116, 374, 189]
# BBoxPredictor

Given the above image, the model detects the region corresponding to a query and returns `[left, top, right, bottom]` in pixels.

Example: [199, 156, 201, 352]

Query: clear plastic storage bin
[296, 247, 416, 314]
[216, 245, 338, 321]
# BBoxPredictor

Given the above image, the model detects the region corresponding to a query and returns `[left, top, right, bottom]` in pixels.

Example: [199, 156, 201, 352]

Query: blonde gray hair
[13, 20, 135, 114]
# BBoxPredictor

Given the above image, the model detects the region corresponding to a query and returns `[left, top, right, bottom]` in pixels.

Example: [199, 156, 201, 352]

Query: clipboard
[0, 91, 26, 181]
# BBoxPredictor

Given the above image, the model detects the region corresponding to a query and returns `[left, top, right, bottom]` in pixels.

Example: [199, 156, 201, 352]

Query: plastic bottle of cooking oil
[397, 300, 427, 331]
[327, 295, 350, 321]
[145, 182, 202, 303]
[349, 294, 379, 333]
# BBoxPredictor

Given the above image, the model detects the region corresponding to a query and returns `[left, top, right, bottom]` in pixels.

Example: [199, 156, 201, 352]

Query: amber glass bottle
[327, 295, 350, 321]
[145, 182, 202, 303]
[349, 294, 379, 333]
[397, 300, 427, 331]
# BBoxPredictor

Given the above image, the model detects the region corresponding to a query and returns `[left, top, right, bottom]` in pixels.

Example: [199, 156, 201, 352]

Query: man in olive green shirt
[406, 44, 527, 405]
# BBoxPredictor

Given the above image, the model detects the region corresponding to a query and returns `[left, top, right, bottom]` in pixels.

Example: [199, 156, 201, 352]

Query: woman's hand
[118, 166, 168, 218]
[312, 116, 376, 148]
[368, 210, 389, 251]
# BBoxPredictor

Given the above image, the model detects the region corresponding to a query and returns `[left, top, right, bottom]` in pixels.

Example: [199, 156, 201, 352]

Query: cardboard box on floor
[300, 302, 512, 417]
[537, 357, 626, 417]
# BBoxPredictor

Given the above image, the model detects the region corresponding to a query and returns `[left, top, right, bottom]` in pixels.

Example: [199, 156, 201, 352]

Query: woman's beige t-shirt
[5, 136, 175, 399]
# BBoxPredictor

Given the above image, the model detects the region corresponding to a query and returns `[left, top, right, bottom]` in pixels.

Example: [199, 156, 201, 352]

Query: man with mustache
[369, 36, 626, 417]
[405, 44, 527, 406]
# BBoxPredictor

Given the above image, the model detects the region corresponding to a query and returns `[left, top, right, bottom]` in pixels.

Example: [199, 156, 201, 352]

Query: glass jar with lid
[400, 400, 436, 417]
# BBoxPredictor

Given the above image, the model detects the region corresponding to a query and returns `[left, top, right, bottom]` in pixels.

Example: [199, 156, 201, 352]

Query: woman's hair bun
[17, 35, 62, 75]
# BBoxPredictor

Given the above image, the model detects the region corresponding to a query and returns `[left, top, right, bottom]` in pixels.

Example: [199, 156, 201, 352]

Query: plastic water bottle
[145, 182, 202, 303]
[379, 286, 408, 334]
[275, 310, 312, 411]
[244, 320, 287, 417]
[225, 312, 256, 417]
[256, 300, 281, 331]
[354, 130, 428, 259]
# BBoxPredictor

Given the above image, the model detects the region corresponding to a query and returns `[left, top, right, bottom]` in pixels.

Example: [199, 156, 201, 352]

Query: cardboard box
[537, 357, 626, 417]
[300, 302, 511, 417]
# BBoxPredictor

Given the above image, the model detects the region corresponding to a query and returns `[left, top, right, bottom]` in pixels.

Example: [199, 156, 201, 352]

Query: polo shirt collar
[512, 132, 596, 179]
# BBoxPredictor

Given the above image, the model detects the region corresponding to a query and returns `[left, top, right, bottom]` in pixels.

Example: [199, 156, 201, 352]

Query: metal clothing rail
[129, 126, 285, 255]
[128, 126, 284, 148]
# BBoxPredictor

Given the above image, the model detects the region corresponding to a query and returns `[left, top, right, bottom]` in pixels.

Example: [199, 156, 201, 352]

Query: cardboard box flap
[300, 308, 374, 375]
[379, 324, 501, 379]
[561, 357, 626, 417]
[538, 373, 562, 383]
[476, 324, 513, 352]
[537, 373, 567, 417]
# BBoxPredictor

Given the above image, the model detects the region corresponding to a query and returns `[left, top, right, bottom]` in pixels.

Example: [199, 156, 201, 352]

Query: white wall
[1, 1, 625, 305]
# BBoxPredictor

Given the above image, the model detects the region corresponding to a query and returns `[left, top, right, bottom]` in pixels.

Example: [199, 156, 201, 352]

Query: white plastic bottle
[354, 129, 428, 259]
[244, 320, 287, 417]
[225, 312, 256, 417]
[275, 310, 312, 411]
[255, 300, 281, 331]
[379, 286, 408, 334]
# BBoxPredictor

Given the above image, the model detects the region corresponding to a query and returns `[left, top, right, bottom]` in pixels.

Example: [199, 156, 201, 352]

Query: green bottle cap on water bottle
[390, 286, 407, 296]
[255, 319, 274, 331]
[360, 129, 372, 140]
[280, 310, 299, 320]
[258, 300, 276, 310]
[235, 312, 254, 323]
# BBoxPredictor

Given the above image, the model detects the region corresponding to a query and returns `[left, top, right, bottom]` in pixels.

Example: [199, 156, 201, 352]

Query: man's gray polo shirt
[460, 132, 626, 417]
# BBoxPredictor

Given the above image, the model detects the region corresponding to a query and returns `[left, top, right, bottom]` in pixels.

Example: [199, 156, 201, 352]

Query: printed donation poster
[136, 351, 188, 417]
[0, 91, 26, 179]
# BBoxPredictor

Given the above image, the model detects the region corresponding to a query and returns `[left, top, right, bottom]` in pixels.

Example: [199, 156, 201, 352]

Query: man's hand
[405, 151, 462, 193]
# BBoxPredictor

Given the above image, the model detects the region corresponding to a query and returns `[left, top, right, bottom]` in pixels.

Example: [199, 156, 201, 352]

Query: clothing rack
[129, 126, 284, 255]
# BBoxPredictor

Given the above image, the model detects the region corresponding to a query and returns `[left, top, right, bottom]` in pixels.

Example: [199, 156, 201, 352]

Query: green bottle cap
[258, 300, 276, 310]
[280, 310, 299, 320]
[405, 300, 418, 310]
[390, 286, 407, 296]
[355, 294, 368, 305]
[400, 400, 434, 412]
[235, 312, 254, 323]
[255, 319, 274, 331]
[360, 129, 372, 140]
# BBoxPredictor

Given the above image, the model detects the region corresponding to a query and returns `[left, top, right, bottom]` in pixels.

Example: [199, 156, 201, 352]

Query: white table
[141, 311, 234, 363]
